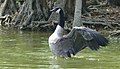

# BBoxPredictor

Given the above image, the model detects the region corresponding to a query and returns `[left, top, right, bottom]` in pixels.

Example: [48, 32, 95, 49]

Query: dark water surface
[0, 28, 120, 69]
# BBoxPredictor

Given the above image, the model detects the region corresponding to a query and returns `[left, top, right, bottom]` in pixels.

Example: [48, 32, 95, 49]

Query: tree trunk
[12, 0, 50, 30]
[0, 0, 8, 16]
[0, 0, 17, 16]
[73, 0, 82, 27]
[0, 0, 18, 27]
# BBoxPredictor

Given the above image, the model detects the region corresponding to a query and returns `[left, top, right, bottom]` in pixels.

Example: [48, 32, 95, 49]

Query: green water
[0, 29, 120, 69]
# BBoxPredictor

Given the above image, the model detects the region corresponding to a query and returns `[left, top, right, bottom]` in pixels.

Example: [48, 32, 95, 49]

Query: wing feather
[82, 28, 108, 46]
[59, 27, 108, 56]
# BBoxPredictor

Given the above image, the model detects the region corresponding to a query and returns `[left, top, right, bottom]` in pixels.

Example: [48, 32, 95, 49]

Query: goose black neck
[58, 9, 65, 28]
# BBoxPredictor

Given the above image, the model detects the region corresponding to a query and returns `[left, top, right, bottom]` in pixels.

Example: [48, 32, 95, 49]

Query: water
[0, 28, 120, 69]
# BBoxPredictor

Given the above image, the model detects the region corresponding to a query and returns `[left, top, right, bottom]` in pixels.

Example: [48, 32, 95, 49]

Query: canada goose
[48, 7, 108, 58]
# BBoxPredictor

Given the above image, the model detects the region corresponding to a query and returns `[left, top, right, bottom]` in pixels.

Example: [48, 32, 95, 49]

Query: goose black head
[50, 7, 65, 28]
[50, 7, 62, 13]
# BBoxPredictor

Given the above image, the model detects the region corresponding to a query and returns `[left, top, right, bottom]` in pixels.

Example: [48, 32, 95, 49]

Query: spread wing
[59, 27, 108, 56]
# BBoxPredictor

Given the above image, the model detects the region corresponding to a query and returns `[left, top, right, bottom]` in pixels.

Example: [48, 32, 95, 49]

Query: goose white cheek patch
[56, 9, 61, 13]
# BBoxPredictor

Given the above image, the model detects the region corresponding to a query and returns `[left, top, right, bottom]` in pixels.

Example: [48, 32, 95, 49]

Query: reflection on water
[0, 28, 120, 69]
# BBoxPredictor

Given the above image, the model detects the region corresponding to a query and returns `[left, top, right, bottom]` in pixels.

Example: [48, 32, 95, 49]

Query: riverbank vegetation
[0, 0, 120, 36]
